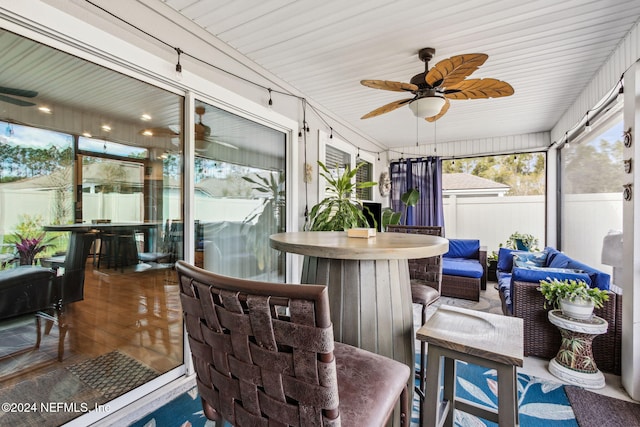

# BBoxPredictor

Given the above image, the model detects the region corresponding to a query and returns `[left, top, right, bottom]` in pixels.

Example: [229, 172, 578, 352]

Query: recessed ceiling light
[101, 125, 111, 132]
[82, 132, 92, 138]
[142, 130, 153, 136]
[38, 106, 52, 114]
[141, 114, 152, 121]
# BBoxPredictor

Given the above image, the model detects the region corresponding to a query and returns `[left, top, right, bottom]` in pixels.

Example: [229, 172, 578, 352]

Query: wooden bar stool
[416, 305, 523, 427]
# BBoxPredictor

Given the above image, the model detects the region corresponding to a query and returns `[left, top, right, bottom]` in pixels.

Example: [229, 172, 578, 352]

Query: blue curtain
[390, 157, 444, 228]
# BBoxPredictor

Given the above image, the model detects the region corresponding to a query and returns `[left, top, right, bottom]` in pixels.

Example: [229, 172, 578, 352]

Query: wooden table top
[269, 231, 449, 260]
[416, 305, 524, 367]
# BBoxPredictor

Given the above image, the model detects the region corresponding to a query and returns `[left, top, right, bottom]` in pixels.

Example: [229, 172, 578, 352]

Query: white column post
[621, 62, 640, 400]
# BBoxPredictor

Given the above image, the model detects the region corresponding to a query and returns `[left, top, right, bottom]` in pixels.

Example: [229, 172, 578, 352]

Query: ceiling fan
[0, 86, 38, 107]
[360, 48, 514, 122]
[139, 106, 238, 149]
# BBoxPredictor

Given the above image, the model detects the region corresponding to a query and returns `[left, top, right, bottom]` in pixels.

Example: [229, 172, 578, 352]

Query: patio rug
[565, 385, 640, 427]
[129, 360, 578, 427]
[0, 350, 158, 427]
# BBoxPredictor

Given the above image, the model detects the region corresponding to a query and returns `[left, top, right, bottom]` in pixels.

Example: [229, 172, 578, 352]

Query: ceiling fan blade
[425, 98, 450, 122]
[426, 54, 488, 88]
[444, 78, 514, 100]
[361, 98, 413, 119]
[0, 86, 38, 98]
[361, 80, 418, 92]
[0, 94, 36, 107]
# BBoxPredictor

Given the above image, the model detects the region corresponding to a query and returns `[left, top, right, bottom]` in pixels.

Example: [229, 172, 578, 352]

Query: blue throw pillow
[497, 247, 523, 272]
[513, 251, 548, 268]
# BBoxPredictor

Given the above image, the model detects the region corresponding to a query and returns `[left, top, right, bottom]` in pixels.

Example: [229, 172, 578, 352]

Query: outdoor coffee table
[416, 304, 524, 427]
[547, 309, 608, 389]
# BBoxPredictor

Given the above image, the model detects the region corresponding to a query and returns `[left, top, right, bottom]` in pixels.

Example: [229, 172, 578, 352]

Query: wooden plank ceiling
[161, 0, 640, 148]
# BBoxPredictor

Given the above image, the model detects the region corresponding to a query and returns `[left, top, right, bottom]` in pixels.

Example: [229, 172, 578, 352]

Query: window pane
[0, 28, 184, 424]
[442, 153, 546, 256]
[356, 159, 373, 201]
[194, 101, 286, 282]
[561, 118, 624, 280]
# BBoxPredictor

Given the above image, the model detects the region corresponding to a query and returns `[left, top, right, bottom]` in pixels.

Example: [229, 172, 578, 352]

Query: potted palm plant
[539, 278, 609, 320]
[307, 161, 377, 231]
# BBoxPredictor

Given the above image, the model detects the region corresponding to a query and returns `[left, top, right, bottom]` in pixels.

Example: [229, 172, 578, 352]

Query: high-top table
[269, 231, 449, 372]
[43, 222, 161, 269]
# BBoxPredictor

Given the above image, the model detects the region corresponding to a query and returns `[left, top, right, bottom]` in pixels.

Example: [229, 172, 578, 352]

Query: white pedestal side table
[547, 309, 608, 389]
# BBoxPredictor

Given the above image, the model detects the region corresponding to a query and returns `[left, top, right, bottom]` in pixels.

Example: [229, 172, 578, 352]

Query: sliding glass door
[193, 101, 287, 282]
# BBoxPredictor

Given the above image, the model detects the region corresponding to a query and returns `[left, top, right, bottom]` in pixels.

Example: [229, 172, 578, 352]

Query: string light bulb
[616, 84, 624, 103]
[585, 112, 592, 133]
[329, 127, 333, 139]
[268, 88, 273, 107]
[175, 47, 183, 81]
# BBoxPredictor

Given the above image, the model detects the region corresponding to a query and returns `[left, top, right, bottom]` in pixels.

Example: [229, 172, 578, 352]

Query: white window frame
[318, 130, 375, 202]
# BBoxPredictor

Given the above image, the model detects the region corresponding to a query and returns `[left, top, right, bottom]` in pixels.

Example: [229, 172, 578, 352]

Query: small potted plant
[506, 232, 539, 251]
[538, 278, 609, 320]
[12, 232, 55, 266]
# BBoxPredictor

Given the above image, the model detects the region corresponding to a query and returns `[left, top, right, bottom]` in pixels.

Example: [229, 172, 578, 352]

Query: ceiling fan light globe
[408, 96, 446, 118]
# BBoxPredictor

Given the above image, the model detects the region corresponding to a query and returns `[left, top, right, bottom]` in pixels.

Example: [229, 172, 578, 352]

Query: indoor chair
[387, 224, 443, 424]
[176, 260, 411, 426]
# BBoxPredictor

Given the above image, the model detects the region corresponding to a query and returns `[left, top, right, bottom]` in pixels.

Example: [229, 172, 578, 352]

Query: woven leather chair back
[175, 260, 341, 425]
[387, 225, 443, 291]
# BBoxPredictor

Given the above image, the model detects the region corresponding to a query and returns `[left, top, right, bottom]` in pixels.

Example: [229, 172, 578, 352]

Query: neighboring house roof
[442, 173, 510, 196]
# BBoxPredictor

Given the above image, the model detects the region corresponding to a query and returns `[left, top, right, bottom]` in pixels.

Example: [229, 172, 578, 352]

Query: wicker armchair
[176, 260, 411, 426]
[509, 280, 622, 374]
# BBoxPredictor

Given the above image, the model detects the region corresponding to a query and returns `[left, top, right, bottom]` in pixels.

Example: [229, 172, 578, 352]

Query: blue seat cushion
[497, 271, 513, 313]
[444, 239, 480, 259]
[511, 266, 592, 285]
[442, 258, 484, 279]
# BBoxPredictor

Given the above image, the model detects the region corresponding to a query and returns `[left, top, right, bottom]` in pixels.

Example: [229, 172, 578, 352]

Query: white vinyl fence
[1, 186, 622, 276]
[443, 193, 623, 276]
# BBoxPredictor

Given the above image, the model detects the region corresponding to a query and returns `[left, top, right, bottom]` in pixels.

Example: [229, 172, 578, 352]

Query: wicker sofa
[441, 239, 487, 301]
[496, 246, 622, 374]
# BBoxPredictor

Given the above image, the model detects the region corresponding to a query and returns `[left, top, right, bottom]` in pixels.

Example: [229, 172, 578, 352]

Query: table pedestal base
[548, 358, 605, 389]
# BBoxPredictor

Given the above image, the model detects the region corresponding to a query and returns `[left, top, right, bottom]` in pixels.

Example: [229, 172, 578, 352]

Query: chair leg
[418, 303, 428, 426]
[400, 383, 410, 427]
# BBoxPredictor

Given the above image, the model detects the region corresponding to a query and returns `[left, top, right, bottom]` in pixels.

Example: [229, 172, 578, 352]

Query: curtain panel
[390, 157, 444, 228]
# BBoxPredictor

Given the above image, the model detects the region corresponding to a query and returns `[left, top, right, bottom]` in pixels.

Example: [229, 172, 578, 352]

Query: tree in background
[444, 153, 546, 195]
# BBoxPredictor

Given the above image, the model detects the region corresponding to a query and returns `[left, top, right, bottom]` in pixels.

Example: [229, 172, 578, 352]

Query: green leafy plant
[242, 171, 286, 271]
[307, 161, 377, 231]
[506, 231, 539, 251]
[381, 188, 420, 229]
[538, 278, 609, 310]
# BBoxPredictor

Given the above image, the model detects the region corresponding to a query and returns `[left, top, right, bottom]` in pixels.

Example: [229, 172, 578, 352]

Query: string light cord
[84, 0, 383, 156]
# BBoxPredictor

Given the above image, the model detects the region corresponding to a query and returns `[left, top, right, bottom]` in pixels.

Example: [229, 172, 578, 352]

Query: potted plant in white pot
[539, 278, 609, 320]
[306, 161, 377, 231]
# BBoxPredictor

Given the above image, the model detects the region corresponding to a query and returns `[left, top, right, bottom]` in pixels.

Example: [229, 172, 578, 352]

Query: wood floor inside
[0, 260, 183, 425]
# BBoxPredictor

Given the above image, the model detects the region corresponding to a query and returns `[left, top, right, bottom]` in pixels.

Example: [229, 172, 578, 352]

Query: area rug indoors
[565, 385, 640, 427]
[129, 359, 578, 427]
[0, 350, 159, 427]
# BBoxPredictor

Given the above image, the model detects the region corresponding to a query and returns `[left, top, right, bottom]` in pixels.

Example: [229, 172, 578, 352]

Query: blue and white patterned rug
[129, 359, 577, 427]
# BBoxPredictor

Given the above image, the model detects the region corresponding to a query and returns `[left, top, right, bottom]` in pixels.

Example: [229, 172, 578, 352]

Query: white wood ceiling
[161, 0, 640, 148]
